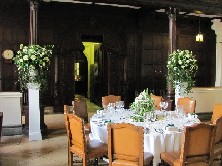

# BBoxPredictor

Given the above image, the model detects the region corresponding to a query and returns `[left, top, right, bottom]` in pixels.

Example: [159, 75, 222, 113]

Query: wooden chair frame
[211, 104, 222, 123]
[177, 97, 196, 114]
[108, 123, 153, 166]
[212, 116, 222, 164]
[68, 114, 107, 166]
[160, 123, 216, 166]
[102, 95, 121, 109]
[0, 112, 3, 141]
[150, 94, 163, 110]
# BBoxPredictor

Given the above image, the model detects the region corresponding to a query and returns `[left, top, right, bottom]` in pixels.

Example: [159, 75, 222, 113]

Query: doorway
[74, 42, 102, 101]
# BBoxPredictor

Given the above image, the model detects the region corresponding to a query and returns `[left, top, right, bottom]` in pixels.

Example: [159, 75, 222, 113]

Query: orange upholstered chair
[177, 97, 196, 114]
[160, 123, 216, 166]
[211, 104, 222, 124]
[73, 98, 88, 123]
[212, 116, 222, 164]
[64, 105, 73, 166]
[68, 114, 108, 166]
[151, 94, 163, 110]
[107, 123, 153, 166]
[72, 98, 90, 132]
[102, 95, 121, 109]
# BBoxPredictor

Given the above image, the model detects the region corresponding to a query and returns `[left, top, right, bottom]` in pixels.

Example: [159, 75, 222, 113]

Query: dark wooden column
[29, 0, 38, 45]
[24, 0, 47, 135]
[166, 7, 177, 110]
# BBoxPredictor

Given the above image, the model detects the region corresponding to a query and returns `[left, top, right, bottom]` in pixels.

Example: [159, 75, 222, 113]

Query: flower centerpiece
[130, 88, 155, 122]
[167, 49, 198, 95]
[13, 44, 54, 91]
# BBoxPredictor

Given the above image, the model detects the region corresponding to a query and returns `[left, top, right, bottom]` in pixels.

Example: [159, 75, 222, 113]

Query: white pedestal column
[28, 83, 42, 141]
[211, 19, 222, 86]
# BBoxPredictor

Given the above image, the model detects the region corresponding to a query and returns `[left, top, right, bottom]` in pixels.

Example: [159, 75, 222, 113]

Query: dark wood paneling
[0, 0, 216, 108]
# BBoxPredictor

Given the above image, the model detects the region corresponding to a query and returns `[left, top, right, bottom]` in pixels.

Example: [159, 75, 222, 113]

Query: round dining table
[89, 109, 200, 166]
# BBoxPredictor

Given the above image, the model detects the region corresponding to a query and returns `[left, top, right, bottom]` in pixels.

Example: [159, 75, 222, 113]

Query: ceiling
[43, 0, 222, 19]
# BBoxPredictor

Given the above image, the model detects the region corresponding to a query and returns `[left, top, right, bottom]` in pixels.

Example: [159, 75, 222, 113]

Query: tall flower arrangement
[130, 88, 155, 122]
[166, 49, 198, 94]
[13, 44, 54, 91]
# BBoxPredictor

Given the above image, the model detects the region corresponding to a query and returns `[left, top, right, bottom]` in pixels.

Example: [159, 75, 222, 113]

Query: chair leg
[148, 160, 153, 166]
[69, 151, 73, 166]
[159, 160, 170, 166]
[68, 146, 70, 165]
[83, 156, 87, 166]
[93, 157, 99, 166]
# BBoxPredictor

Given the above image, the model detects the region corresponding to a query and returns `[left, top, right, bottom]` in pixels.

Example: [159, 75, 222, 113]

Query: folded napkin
[188, 113, 198, 119]
[165, 124, 178, 132]
[165, 126, 178, 132]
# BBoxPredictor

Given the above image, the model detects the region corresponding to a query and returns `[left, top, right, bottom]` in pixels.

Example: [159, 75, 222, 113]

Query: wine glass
[115, 101, 120, 110]
[163, 102, 168, 110]
[159, 101, 164, 111]
[159, 101, 168, 111]
[119, 101, 125, 110]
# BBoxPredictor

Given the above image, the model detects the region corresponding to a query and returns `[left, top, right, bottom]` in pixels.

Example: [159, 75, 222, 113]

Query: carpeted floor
[72, 155, 108, 166]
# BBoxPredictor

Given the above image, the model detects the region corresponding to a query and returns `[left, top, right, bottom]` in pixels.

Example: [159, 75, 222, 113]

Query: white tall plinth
[28, 85, 42, 141]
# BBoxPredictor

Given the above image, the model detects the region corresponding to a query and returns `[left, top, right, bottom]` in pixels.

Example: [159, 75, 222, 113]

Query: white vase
[27, 82, 40, 90]
[175, 82, 187, 105]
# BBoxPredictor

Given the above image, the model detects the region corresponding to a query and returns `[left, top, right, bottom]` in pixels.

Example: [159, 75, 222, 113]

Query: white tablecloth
[89, 109, 200, 166]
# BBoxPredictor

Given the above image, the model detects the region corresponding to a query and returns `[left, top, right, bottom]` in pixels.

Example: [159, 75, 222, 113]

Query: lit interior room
[1, 0, 222, 165]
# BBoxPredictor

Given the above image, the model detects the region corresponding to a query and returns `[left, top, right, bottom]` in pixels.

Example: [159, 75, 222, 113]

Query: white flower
[43, 57, 49, 61]
[13, 44, 54, 91]
[23, 55, 29, 61]
[166, 49, 198, 94]
[30, 55, 36, 61]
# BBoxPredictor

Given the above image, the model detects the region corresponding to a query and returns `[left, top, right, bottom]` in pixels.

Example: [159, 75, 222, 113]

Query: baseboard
[2, 124, 23, 136]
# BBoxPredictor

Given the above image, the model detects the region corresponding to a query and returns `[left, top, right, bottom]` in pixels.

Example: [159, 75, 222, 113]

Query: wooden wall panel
[141, 33, 166, 94]
[152, 50, 163, 64]
[0, 28, 3, 42]
[0, 0, 216, 108]
[142, 49, 153, 65]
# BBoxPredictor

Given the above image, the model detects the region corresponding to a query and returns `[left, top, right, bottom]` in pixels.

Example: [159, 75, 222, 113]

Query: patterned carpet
[73, 155, 108, 166]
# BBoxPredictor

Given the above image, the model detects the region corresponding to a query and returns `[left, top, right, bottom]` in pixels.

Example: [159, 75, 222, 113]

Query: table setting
[90, 108, 200, 166]
[89, 89, 200, 166]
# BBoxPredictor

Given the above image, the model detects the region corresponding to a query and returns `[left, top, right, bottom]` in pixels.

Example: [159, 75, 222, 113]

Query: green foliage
[166, 49, 198, 94]
[13, 44, 54, 92]
[130, 88, 155, 122]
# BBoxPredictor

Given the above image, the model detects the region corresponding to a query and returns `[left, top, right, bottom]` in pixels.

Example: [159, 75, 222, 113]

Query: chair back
[73, 98, 88, 123]
[177, 97, 196, 114]
[180, 123, 216, 165]
[108, 123, 144, 166]
[68, 114, 86, 155]
[102, 95, 121, 109]
[0, 112, 3, 140]
[151, 94, 163, 110]
[211, 104, 222, 123]
[213, 116, 222, 145]
[212, 116, 222, 160]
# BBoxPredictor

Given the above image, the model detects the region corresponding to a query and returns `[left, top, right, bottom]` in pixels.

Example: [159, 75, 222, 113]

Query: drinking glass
[108, 103, 116, 114]
[119, 101, 125, 110]
[163, 102, 168, 110]
[115, 101, 120, 110]
[176, 105, 184, 118]
[159, 101, 168, 111]
[159, 101, 164, 111]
